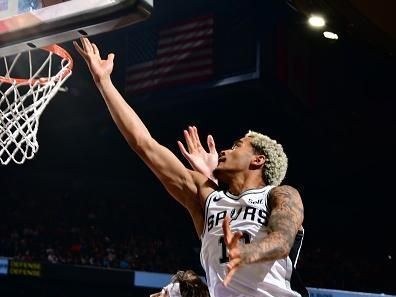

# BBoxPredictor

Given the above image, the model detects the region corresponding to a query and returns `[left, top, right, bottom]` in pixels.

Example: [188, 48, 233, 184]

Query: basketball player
[150, 270, 209, 297]
[74, 37, 305, 297]
[178, 127, 308, 296]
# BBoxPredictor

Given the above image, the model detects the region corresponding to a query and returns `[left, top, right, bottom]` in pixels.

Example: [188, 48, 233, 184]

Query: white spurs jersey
[200, 186, 303, 297]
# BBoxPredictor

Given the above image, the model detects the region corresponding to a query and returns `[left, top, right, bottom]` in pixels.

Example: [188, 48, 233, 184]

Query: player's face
[214, 136, 257, 176]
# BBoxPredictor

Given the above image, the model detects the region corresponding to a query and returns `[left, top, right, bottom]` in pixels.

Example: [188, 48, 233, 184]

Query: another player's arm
[240, 185, 304, 263]
[73, 38, 212, 215]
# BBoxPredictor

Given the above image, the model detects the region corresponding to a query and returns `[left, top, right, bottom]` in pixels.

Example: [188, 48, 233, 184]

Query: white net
[0, 44, 73, 165]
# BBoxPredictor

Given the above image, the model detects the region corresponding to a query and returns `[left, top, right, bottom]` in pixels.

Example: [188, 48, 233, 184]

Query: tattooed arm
[222, 185, 304, 286]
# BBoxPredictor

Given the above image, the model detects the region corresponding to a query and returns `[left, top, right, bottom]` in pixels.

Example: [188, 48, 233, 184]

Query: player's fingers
[177, 141, 190, 159]
[224, 225, 242, 248]
[184, 129, 194, 151]
[222, 216, 233, 244]
[78, 37, 87, 51]
[227, 258, 241, 271]
[207, 135, 217, 154]
[91, 43, 100, 56]
[229, 231, 243, 249]
[73, 41, 85, 56]
[191, 126, 202, 147]
[81, 37, 93, 52]
[223, 262, 240, 287]
[188, 126, 198, 148]
[108, 53, 115, 63]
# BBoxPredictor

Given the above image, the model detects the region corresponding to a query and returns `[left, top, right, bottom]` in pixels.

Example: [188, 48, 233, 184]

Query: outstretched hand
[177, 126, 218, 184]
[222, 216, 244, 287]
[73, 37, 114, 83]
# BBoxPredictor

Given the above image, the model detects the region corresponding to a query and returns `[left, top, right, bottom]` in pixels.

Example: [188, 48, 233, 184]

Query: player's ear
[251, 155, 265, 167]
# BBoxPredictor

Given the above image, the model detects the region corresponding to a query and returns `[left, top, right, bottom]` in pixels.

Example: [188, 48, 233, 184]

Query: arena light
[308, 15, 325, 28]
[323, 31, 338, 40]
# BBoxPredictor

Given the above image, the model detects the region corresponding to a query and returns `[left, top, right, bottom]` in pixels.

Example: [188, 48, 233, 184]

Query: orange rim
[0, 44, 73, 85]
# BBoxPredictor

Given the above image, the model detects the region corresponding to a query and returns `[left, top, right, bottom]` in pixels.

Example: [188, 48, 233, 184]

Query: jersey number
[218, 231, 251, 264]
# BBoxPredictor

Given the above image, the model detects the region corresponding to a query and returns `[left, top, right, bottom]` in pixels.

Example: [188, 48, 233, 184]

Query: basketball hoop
[0, 44, 73, 165]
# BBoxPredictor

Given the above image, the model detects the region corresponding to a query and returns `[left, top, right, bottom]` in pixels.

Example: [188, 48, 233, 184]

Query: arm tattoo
[239, 185, 304, 265]
[268, 185, 304, 247]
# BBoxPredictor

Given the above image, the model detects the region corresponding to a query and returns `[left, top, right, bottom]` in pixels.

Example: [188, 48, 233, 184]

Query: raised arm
[73, 38, 213, 231]
[222, 185, 304, 286]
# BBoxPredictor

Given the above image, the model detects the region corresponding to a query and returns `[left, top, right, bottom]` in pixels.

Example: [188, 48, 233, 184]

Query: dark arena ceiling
[290, 0, 396, 54]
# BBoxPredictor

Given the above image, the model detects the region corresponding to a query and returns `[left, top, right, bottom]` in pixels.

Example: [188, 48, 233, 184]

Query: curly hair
[171, 270, 209, 297]
[245, 131, 288, 186]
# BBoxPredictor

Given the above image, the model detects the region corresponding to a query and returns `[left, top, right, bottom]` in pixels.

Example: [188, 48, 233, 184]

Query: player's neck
[227, 174, 265, 196]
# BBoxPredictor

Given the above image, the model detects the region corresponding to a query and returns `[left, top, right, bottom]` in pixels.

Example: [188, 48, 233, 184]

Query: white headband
[162, 282, 181, 297]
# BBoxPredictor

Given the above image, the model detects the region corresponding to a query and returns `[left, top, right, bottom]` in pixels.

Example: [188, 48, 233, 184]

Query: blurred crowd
[0, 185, 202, 274]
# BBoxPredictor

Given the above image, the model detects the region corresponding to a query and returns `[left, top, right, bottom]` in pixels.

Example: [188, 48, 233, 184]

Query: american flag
[125, 15, 214, 95]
